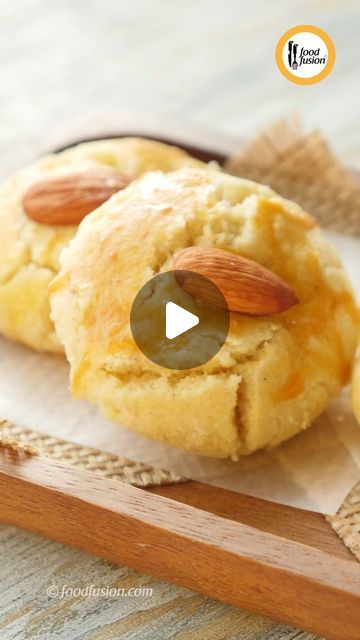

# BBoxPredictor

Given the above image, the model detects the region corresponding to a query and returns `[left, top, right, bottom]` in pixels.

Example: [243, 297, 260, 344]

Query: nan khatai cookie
[0, 138, 203, 352]
[50, 169, 359, 457]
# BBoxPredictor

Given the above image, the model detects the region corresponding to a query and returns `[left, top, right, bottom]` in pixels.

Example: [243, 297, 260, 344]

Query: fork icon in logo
[288, 41, 299, 70]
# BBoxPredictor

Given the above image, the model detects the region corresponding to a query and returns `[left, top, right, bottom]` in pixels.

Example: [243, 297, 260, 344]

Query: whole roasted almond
[173, 247, 299, 315]
[23, 169, 132, 226]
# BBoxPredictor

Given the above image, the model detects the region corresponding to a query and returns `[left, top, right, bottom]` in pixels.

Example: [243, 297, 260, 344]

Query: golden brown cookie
[50, 168, 359, 457]
[0, 138, 203, 352]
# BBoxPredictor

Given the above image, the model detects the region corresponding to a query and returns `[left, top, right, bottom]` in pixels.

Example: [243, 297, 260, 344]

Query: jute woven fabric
[0, 419, 185, 488]
[327, 480, 360, 562]
[226, 118, 360, 237]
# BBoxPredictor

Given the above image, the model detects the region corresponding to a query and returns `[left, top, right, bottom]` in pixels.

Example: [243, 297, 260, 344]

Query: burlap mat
[327, 480, 360, 562]
[226, 117, 360, 236]
[0, 419, 185, 487]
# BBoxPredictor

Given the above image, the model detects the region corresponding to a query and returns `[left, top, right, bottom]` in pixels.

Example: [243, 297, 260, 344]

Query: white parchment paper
[0, 231, 359, 514]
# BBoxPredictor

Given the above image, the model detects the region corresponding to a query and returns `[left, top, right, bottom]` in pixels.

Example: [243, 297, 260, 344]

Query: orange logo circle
[276, 25, 335, 85]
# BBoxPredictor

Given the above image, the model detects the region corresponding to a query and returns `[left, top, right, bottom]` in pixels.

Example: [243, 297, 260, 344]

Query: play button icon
[165, 302, 199, 340]
[130, 270, 229, 370]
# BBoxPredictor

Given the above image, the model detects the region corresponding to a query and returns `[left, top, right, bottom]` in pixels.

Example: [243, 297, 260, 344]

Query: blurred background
[0, 0, 359, 171]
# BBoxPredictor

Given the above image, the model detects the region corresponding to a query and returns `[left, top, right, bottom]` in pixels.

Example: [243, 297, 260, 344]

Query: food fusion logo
[276, 26, 335, 85]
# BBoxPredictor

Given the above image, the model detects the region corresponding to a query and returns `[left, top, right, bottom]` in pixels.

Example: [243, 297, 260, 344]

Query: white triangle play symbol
[165, 302, 199, 340]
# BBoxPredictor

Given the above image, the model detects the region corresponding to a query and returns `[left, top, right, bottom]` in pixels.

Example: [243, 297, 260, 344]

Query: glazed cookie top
[51, 168, 359, 397]
[0, 138, 204, 352]
[0, 138, 204, 284]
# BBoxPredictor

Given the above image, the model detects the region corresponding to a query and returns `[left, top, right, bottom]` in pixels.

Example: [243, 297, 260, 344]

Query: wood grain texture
[0, 450, 359, 640]
[0, 3, 359, 638]
[0, 525, 318, 640]
[150, 482, 354, 560]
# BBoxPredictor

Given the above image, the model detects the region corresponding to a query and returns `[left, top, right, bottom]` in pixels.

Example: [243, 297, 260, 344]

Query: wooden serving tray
[0, 120, 359, 640]
[1, 448, 359, 640]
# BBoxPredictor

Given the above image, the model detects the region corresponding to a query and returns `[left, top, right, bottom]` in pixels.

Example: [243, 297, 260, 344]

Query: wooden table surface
[0, 1, 359, 638]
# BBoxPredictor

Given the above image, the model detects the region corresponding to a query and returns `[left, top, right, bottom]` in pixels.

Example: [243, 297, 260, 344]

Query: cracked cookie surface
[0, 138, 203, 352]
[50, 168, 359, 457]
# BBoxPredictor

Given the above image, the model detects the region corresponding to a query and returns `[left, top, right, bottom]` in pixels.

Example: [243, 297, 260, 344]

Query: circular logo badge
[276, 25, 335, 85]
[130, 271, 229, 370]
